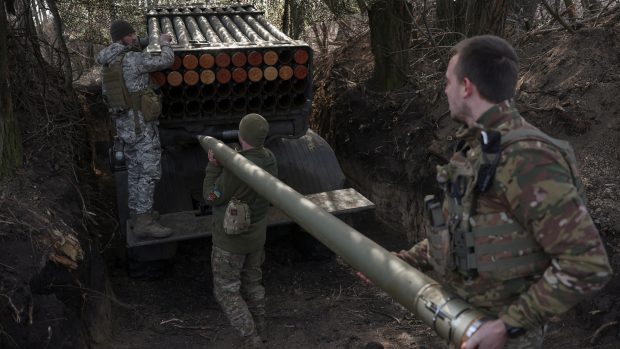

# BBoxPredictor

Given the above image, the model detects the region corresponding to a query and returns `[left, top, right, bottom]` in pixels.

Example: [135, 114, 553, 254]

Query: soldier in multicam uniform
[391, 35, 612, 349]
[204, 113, 278, 348]
[97, 20, 174, 238]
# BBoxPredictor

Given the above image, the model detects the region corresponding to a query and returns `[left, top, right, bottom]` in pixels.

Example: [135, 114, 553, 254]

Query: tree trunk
[367, 0, 413, 91]
[581, 0, 600, 15]
[0, 0, 23, 178]
[282, 0, 290, 36]
[46, 0, 75, 99]
[436, 0, 510, 39]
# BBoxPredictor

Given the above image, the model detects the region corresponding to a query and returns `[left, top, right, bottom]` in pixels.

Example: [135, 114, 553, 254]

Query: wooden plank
[127, 188, 374, 247]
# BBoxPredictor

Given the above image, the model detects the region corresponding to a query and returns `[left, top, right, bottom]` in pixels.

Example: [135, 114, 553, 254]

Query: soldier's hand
[159, 33, 173, 45]
[392, 250, 418, 267]
[461, 319, 508, 349]
[356, 271, 374, 286]
[208, 149, 220, 166]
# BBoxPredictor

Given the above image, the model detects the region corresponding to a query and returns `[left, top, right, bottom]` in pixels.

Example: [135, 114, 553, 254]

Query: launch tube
[216, 68, 232, 84]
[232, 68, 248, 84]
[232, 97, 247, 111]
[248, 96, 261, 111]
[220, 15, 250, 43]
[197, 16, 222, 43]
[277, 94, 292, 109]
[254, 14, 292, 41]
[262, 96, 276, 109]
[185, 85, 201, 100]
[232, 82, 247, 96]
[294, 65, 308, 80]
[202, 100, 216, 113]
[216, 99, 232, 112]
[185, 16, 206, 42]
[148, 17, 161, 45]
[167, 86, 183, 100]
[293, 78, 308, 92]
[278, 49, 292, 64]
[197, 137, 488, 348]
[232, 15, 265, 42]
[186, 100, 201, 115]
[263, 81, 278, 94]
[169, 101, 184, 117]
[160, 17, 177, 45]
[248, 51, 263, 66]
[208, 15, 236, 43]
[248, 81, 262, 95]
[202, 84, 216, 98]
[173, 16, 190, 46]
[278, 80, 292, 94]
[217, 83, 232, 97]
[242, 15, 275, 41]
[278, 65, 294, 80]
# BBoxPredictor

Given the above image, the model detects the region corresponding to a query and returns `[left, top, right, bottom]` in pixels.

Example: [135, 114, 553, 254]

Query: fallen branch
[540, 0, 577, 34]
[590, 321, 619, 345]
[370, 309, 401, 324]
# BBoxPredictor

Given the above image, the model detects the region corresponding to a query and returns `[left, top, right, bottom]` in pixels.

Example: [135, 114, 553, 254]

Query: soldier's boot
[129, 210, 159, 229]
[134, 212, 172, 239]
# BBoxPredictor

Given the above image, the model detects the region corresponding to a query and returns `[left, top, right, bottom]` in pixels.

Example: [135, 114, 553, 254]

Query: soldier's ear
[462, 77, 476, 99]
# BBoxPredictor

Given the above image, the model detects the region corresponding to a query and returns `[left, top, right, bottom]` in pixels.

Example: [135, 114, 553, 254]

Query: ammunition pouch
[223, 198, 251, 235]
[131, 88, 162, 123]
[425, 195, 453, 275]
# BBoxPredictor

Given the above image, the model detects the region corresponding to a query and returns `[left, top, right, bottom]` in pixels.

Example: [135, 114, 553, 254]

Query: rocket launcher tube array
[197, 136, 486, 347]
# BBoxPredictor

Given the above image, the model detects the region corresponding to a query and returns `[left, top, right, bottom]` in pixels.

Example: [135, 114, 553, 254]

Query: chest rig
[101, 46, 162, 133]
[427, 107, 583, 280]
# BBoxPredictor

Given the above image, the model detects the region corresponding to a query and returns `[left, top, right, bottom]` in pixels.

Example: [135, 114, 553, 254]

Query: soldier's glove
[392, 250, 418, 267]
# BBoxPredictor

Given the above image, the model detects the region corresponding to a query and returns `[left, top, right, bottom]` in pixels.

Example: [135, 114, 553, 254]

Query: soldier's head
[110, 20, 137, 46]
[238, 113, 269, 150]
[445, 35, 519, 124]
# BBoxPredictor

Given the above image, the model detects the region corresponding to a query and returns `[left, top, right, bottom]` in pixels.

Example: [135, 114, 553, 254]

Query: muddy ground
[2, 11, 620, 349]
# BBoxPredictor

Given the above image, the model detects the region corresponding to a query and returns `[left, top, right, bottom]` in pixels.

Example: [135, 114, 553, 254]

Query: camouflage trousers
[211, 245, 265, 337]
[115, 111, 162, 215]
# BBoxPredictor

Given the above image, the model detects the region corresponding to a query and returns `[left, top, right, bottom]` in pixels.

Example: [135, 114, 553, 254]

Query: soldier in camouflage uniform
[391, 35, 612, 349]
[97, 20, 174, 238]
[204, 114, 277, 348]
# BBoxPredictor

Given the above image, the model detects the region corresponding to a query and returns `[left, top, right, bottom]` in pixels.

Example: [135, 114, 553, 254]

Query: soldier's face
[121, 33, 139, 47]
[444, 55, 467, 123]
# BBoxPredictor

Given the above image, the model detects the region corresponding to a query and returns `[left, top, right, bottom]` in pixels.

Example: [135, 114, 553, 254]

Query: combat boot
[134, 212, 172, 239]
[129, 210, 159, 229]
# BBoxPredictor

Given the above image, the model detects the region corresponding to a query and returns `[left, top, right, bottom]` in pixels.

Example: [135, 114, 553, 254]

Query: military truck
[109, 3, 374, 267]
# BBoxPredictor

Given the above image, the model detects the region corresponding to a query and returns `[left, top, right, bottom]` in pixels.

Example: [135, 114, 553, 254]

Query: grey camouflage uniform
[96, 42, 174, 214]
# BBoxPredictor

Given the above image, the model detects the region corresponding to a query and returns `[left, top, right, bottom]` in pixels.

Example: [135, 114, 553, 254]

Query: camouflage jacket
[404, 105, 611, 329]
[204, 147, 278, 254]
[96, 42, 174, 93]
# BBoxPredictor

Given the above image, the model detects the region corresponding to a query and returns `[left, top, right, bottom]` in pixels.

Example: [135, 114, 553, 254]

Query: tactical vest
[101, 47, 163, 131]
[428, 116, 584, 280]
[101, 47, 136, 112]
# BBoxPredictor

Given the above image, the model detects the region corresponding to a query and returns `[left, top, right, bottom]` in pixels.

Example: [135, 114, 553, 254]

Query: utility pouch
[223, 198, 251, 235]
[140, 88, 162, 122]
[424, 195, 452, 275]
